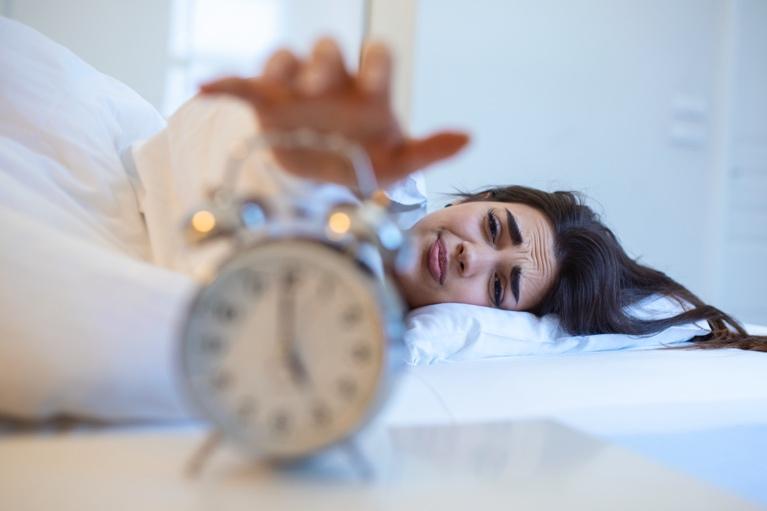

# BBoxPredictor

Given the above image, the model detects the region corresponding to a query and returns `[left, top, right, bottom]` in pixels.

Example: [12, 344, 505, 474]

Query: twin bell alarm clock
[177, 130, 412, 469]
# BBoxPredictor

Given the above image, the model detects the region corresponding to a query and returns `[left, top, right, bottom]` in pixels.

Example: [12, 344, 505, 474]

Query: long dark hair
[458, 185, 767, 352]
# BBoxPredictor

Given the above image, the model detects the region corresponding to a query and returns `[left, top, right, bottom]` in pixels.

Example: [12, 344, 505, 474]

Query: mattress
[382, 332, 767, 505]
[385, 334, 767, 435]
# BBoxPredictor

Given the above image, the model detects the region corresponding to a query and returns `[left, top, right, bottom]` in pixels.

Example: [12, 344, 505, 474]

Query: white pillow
[404, 295, 711, 365]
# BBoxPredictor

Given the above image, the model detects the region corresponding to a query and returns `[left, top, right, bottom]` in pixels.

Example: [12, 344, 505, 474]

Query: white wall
[718, 0, 767, 323]
[5, 0, 172, 110]
[408, 0, 734, 308]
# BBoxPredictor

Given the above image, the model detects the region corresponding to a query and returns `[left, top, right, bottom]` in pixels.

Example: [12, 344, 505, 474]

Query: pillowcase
[404, 295, 711, 365]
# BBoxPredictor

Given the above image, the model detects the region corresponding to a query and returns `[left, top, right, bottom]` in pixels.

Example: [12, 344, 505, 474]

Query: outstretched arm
[200, 38, 470, 189]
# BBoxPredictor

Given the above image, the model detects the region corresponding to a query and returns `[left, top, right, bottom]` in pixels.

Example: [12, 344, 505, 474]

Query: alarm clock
[177, 130, 411, 468]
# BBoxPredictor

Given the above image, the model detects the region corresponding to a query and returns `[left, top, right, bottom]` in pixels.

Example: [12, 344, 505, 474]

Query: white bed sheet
[382, 337, 767, 506]
[384, 335, 767, 435]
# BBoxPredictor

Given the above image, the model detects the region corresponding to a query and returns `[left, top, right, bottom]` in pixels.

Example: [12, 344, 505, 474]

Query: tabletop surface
[0, 419, 762, 511]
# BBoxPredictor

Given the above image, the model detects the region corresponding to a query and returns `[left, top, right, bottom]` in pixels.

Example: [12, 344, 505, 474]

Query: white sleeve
[0, 204, 196, 421]
[131, 95, 429, 272]
[131, 95, 303, 273]
[385, 172, 428, 230]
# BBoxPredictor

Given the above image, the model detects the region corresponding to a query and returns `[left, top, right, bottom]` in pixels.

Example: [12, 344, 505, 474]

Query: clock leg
[343, 440, 375, 481]
[184, 430, 223, 478]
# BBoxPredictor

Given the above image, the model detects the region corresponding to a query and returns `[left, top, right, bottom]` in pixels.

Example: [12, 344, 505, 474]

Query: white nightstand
[0, 419, 761, 510]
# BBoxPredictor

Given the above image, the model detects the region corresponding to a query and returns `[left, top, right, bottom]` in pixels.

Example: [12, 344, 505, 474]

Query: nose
[456, 242, 496, 277]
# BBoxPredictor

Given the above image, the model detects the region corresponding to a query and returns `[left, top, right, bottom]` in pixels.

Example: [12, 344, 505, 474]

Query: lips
[427, 234, 447, 285]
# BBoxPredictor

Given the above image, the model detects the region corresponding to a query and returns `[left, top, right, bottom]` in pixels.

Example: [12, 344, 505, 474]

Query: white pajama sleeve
[0, 204, 196, 421]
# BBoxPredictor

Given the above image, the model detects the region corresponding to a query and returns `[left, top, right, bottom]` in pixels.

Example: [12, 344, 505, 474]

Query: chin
[394, 227, 441, 309]
[392, 269, 430, 310]
[392, 271, 418, 310]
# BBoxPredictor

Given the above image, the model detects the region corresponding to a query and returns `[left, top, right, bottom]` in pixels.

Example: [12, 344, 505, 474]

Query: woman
[203, 39, 766, 352]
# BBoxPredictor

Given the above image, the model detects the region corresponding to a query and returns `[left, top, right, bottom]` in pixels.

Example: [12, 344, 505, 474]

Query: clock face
[180, 239, 389, 459]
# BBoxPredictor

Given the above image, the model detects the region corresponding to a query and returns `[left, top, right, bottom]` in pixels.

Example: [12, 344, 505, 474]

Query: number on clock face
[182, 240, 387, 459]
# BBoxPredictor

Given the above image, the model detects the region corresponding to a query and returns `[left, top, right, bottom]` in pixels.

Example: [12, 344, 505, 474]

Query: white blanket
[0, 17, 193, 420]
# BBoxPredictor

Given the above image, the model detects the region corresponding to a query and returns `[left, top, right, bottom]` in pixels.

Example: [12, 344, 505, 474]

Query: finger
[298, 38, 349, 96]
[393, 131, 471, 178]
[313, 38, 349, 90]
[199, 76, 283, 104]
[358, 41, 392, 101]
[263, 48, 300, 87]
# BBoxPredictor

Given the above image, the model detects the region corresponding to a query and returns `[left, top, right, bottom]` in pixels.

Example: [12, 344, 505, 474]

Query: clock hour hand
[280, 269, 309, 386]
[287, 346, 309, 386]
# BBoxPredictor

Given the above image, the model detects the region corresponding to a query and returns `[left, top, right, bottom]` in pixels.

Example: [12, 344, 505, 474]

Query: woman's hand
[200, 39, 469, 189]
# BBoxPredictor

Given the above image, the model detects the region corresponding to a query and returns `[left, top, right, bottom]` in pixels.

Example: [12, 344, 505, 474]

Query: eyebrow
[506, 209, 523, 246]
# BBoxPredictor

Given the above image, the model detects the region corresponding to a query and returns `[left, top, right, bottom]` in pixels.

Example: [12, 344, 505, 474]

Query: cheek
[414, 207, 468, 233]
[397, 271, 436, 309]
[401, 276, 485, 309]
[444, 277, 487, 307]
[411, 216, 440, 238]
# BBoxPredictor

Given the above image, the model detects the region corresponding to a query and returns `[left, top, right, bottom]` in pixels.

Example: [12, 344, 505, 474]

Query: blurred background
[2, 0, 765, 325]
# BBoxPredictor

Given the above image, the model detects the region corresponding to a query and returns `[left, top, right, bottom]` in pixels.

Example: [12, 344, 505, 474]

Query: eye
[492, 273, 504, 307]
[511, 266, 522, 303]
[487, 209, 500, 244]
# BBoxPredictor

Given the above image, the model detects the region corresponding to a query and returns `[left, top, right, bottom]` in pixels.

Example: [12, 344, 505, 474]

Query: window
[164, 0, 365, 115]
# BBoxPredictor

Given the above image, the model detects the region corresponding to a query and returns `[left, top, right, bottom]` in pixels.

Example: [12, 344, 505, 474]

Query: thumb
[395, 131, 470, 177]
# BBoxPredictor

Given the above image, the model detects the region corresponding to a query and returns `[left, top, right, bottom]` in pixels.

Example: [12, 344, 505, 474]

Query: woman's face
[396, 200, 559, 311]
